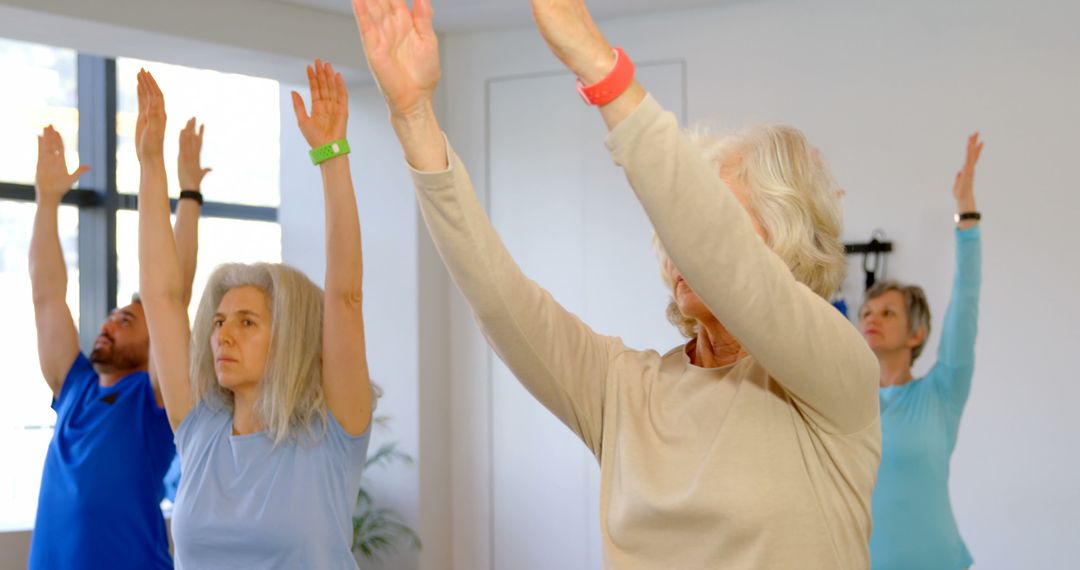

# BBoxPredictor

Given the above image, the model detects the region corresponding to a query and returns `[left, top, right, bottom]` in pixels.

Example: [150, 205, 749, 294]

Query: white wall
[436, 0, 1080, 568]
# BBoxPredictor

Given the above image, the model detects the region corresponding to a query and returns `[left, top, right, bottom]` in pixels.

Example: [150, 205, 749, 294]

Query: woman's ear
[907, 325, 927, 349]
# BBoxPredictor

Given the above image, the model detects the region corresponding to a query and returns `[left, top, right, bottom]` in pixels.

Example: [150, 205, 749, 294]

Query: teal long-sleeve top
[870, 226, 981, 570]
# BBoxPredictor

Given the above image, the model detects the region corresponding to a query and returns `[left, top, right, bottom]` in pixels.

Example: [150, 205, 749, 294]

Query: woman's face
[859, 290, 920, 356]
[211, 285, 272, 392]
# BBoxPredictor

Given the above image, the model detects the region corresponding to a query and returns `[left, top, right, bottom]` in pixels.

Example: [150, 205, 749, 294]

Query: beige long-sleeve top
[411, 94, 881, 569]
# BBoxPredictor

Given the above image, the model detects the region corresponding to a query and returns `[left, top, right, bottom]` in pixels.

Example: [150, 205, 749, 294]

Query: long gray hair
[190, 262, 326, 443]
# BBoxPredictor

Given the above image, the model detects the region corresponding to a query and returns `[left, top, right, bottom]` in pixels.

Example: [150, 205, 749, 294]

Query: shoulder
[55, 353, 97, 405]
[175, 400, 228, 450]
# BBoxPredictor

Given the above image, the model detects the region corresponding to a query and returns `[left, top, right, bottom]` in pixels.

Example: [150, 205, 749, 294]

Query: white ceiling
[275, 0, 732, 33]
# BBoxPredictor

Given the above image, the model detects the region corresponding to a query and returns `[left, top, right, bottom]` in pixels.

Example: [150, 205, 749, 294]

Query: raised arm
[351, 0, 615, 452]
[529, 0, 646, 131]
[932, 133, 983, 409]
[175, 117, 210, 307]
[29, 126, 89, 396]
[291, 60, 372, 436]
[144, 118, 208, 407]
[531, 0, 878, 433]
[136, 70, 194, 431]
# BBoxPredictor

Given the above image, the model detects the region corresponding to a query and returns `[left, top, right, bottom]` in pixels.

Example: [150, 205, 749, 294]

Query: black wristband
[954, 211, 981, 223]
[179, 190, 204, 205]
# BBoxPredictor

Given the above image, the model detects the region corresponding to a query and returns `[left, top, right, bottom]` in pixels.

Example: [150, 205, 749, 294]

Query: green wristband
[309, 139, 350, 165]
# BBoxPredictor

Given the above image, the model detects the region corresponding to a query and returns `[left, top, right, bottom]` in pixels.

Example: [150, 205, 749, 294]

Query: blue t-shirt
[171, 400, 371, 570]
[870, 227, 981, 570]
[29, 353, 175, 570]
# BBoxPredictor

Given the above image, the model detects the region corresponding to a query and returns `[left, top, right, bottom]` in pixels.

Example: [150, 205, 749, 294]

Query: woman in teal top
[860, 133, 984, 570]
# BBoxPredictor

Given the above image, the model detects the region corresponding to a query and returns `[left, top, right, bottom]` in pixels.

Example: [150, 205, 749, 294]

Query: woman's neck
[876, 350, 914, 387]
[690, 319, 748, 368]
[231, 388, 264, 435]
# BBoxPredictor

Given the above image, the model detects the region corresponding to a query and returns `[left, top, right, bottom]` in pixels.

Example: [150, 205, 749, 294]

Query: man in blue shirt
[27, 119, 210, 570]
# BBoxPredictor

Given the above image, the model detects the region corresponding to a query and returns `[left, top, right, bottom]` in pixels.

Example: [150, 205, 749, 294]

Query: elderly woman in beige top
[352, 0, 880, 567]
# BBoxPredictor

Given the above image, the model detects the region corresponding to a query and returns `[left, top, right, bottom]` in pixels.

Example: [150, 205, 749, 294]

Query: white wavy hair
[655, 125, 846, 338]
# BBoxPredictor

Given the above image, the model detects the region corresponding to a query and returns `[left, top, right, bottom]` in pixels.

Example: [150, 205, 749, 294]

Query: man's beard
[90, 340, 146, 372]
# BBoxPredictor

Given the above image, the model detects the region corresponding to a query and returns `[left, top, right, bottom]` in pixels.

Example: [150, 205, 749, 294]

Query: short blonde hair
[862, 280, 932, 363]
[190, 263, 326, 444]
[656, 125, 846, 338]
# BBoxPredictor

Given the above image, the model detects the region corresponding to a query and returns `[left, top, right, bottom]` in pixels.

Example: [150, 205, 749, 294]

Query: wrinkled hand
[292, 59, 349, 149]
[953, 132, 983, 208]
[178, 118, 212, 189]
[531, 0, 613, 83]
[352, 0, 440, 119]
[135, 69, 167, 162]
[35, 126, 90, 202]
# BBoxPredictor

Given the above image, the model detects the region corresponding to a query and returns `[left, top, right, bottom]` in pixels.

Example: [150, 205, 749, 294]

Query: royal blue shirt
[870, 226, 981, 570]
[29, 353, 175, 570]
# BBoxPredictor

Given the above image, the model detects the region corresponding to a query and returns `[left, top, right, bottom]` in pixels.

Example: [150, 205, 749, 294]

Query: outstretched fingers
[413, 0, 435, 39]
[291, 90, 310, 126]
[315, 59, 330, 106]
[334, 71, 348, 113]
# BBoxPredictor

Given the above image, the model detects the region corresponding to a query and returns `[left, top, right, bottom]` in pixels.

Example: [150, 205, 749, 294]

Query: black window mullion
[76, 54, 118, 352]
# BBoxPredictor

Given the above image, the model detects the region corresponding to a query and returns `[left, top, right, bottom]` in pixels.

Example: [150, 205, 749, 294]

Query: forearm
[390, 102, 448, 173]
[173, 197, 201, 307]
[956, 195, 979, 230]
[29, 198, 68, 304]
[138, 160, 184, 303]
[321, 157, 363, 299]
[938, 227, 981, 367]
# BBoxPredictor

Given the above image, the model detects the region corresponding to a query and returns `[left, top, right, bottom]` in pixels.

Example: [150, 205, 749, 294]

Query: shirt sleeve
[174, 399, 211, 461]
[604, 95, 879, 435]
[928, 226, 982, 412]
[326, 410, 372, 473]
[138, 372, 177, 481]
[51, 352, 93, 414]
[410, 141, 621, 457]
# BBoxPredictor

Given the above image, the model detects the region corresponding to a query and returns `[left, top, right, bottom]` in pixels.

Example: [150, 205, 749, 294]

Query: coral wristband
[576, 48, 635, 106]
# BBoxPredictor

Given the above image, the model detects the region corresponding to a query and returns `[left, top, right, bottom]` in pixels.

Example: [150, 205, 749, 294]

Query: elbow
[136, 287, 184, 310]
[325, 287, 364, 311]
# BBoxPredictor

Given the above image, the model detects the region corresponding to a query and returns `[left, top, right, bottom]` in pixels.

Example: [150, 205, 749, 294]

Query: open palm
[135, 70, 167, 162]
[292, 59, 349, 148]
[352, 0, 441, 118]
[953, 132, 983, 204]
[35, 126, 90, 199]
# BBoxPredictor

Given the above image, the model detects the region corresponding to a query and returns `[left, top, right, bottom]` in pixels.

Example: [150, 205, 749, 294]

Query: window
[115, 58, 281, 206]
[0, 38, 281, 531]
[115, 212, 282, 318]
[0, 38, 78, 186]
[0, 201, 78, 531]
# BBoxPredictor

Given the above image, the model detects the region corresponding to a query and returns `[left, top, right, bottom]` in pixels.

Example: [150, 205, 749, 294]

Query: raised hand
[953, 132, 983, 209]
[530, 0, 613, 84]
[135, 69, 167, 163]
[352, 0, 440, 119]
[178, 118, 212, 190]
[35, 126, 90, 203]
[292, 59, 349, 149]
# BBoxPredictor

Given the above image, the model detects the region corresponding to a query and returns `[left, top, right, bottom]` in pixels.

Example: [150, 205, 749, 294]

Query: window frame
[0, 53, 278, 352]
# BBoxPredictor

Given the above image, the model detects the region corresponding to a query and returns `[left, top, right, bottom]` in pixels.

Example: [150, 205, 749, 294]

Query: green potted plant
[352, 418, 422, 562]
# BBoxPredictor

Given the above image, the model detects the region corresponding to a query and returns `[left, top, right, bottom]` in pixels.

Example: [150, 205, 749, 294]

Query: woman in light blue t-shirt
[860, 134, 984, 570]
[134, 61, 375, 569]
